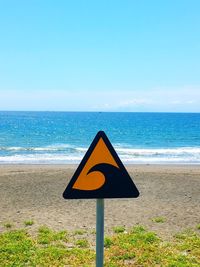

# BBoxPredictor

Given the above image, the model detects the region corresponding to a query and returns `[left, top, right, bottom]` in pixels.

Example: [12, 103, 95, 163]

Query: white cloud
[0, 86, 199, 112]
[117, 98, 153, 107]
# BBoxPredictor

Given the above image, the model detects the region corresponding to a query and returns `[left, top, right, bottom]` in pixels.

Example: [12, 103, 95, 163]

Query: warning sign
[63, 131, 139, 199]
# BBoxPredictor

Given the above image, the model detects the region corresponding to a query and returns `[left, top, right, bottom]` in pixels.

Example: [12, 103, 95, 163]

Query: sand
[0, 164, 200, 238]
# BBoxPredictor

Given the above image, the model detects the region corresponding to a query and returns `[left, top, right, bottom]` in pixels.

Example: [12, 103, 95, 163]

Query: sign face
[63, 131, 139, 199]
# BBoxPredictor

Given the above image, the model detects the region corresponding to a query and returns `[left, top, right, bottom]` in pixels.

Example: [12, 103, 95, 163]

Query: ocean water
[0, 111, 200, 164]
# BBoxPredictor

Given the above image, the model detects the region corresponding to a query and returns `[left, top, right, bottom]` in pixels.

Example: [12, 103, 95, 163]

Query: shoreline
[1, 163, 200, 166]
[0, 164, 200, 239]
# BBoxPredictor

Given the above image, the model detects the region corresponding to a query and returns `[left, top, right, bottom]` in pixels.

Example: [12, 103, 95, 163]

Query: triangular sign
[63, 131, 139, 199]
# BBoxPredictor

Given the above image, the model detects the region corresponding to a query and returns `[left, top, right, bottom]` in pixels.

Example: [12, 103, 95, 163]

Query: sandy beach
[0, 164, 200, 239]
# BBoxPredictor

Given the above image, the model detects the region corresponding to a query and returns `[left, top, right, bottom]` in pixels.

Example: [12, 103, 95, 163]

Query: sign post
[63, 131, 140, 266]
[96, 199, 104, 267]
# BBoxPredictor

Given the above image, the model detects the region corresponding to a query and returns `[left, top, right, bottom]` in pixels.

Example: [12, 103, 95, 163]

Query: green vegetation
[3, 222, 12, 229]
[113, 226, 126, 233]
[0, 224, 199, 266]
[75, 239, 89, 248]
[37, 225, 68, 245]
[197, 224, 200, 230]
[152, 216, 166, 223]
[105, 225, 200, 267]
[104, 237, 113, 248]
[74, 229, 87, 235]
[24, 220, 34, 226]
[0, 227, 92, 267]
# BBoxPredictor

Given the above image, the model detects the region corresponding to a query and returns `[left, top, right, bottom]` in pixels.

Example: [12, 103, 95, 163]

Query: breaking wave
[0, 144, 86, 152]
[0, 144, 200, 164]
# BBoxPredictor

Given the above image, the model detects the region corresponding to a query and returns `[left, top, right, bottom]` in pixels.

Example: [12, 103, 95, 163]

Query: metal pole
[96, 198, 104, 267]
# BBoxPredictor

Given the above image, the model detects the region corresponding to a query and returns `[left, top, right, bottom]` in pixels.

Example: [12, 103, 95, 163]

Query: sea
[0, 111, 200, 164]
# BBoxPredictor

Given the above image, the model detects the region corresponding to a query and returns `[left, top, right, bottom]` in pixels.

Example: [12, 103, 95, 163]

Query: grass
[104, 237, 113, 248]
[74, 229, 87, 235]
[75, 239, 89, 248]
[0, 225, 199, 266]
[37, 225, 68, 245]
[113, 226, 126, 233]
[4, 223, 12, 229]
[152, 216, 166, 223]
[24, 220, 34, 226]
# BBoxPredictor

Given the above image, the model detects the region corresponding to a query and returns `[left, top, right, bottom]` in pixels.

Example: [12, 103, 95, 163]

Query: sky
[0, 0, 200, 112]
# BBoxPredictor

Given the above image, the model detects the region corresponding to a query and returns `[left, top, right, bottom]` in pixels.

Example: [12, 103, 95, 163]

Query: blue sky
[0, 0, 200, 112]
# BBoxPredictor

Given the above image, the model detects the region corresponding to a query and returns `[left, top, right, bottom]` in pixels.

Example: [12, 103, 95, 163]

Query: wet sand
[0, 164, 200, 238]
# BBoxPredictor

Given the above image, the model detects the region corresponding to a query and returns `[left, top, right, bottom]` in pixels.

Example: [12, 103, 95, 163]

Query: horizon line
[0, 110, 200, 114]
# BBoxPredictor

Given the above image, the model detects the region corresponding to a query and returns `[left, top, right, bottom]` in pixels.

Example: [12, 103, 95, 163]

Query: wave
[0, 144, 86, 153]
[0, 145, 200, 164]
[0, 154, 81, 164]
[1, 145, 200, 154]
[116, 147, 200, 156]
[117, 147, 200, 163]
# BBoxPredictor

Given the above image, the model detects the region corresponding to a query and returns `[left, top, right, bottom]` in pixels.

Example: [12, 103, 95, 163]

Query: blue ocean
[0, 111, 200, 164]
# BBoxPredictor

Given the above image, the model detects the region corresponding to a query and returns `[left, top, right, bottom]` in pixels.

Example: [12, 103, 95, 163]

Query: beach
[1, 164, 199, 239]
